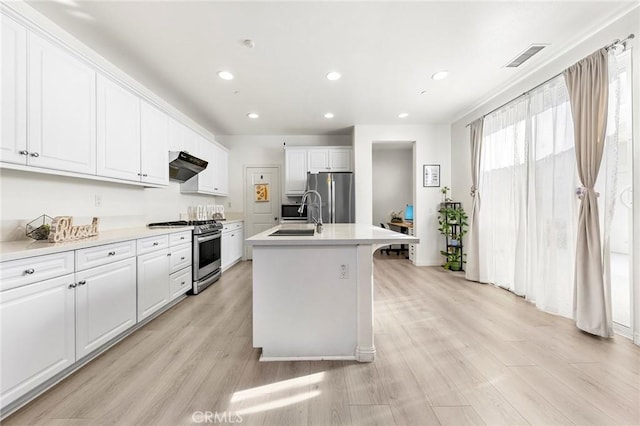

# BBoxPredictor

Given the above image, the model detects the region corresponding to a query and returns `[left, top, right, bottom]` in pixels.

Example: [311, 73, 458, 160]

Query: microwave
[281, 204, 308, 221]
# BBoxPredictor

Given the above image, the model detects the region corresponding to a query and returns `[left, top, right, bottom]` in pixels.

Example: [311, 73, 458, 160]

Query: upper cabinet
[28, 32, 97, 174]
[97, 75, 141, 181]
[308, 147, 352, 173]
[285, 147, 309, 195]
[96, 76, 168, 186]
[285, 146, 352, 195]
[180, 137, 229, 196]
[140, 101, 169, 185]
[0, 14, 27, 165]
[168, 117, 198, 154]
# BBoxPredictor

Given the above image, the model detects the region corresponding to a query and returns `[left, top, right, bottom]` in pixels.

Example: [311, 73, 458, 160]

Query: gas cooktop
[148, 220, 223, 234]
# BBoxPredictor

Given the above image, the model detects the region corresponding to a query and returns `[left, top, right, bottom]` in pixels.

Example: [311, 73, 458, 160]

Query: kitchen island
[246, 223, 418, 362]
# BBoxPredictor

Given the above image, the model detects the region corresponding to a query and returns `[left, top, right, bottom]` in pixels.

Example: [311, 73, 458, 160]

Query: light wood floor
[5, 256, 639, 425]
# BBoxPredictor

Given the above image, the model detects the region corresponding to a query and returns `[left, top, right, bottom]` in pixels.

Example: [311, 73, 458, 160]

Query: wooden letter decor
[48, 216, 99, 243]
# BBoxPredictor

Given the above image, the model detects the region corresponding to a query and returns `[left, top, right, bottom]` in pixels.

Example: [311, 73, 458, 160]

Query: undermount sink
[269, 229, 315, 236]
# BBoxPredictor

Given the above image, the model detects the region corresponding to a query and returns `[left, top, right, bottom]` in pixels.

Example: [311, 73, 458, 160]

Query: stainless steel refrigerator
[306, 172, 355, 223]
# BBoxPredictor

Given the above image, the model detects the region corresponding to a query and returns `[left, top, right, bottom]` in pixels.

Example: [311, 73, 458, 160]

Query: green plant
[390, 210, 403, 222]
[438, 203, 469, 271]
[440, 186, 451, 202]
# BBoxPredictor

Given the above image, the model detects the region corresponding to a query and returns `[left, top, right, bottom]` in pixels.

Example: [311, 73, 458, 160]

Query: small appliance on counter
[148, 219, 224, 294]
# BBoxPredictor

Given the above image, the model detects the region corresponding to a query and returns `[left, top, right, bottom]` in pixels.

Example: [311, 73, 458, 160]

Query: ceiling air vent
[506, 44, 548, 68]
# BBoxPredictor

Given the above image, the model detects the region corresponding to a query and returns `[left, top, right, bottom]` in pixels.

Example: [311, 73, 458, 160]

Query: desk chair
[380, 223, 404, 256]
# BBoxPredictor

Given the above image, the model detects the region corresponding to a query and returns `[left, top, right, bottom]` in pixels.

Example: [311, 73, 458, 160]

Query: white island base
[247, 224, 418, 362]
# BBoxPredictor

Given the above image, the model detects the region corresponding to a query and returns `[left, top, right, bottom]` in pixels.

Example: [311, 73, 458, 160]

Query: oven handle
[196, 233, 221, 243]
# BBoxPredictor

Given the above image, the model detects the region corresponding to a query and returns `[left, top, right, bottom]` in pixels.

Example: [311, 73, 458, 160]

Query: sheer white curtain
[477, 49, 630, 322]
[478, 99, 528, 292]
[478, 76, 578, 317]
[526, 78, 578, 317]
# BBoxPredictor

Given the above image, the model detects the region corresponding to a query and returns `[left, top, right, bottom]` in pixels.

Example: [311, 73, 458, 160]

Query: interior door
[244, 166, 280, 259]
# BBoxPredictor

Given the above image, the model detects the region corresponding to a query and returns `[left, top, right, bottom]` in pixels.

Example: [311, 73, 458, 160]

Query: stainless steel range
[148, 220, 224, 294]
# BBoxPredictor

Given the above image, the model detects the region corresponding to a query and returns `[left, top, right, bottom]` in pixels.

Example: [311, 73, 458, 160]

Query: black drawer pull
[153, 242, 159, 246]
[108, 251, 116, 256]
[24, 268, 35, 275]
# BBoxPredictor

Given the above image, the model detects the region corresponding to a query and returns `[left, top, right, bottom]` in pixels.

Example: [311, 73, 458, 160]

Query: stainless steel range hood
[169, 151, 208, 182]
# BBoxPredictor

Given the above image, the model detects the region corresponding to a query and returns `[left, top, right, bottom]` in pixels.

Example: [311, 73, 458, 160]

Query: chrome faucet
[299, 190, 323, 233]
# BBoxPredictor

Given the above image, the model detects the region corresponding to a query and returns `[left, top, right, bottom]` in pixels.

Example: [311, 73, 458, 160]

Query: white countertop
[246, 223, 419, 246]
[0, 226, 193, 262]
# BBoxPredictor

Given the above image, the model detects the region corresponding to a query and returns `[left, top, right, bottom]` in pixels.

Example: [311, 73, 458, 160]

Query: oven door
[193, 232, 221, 280]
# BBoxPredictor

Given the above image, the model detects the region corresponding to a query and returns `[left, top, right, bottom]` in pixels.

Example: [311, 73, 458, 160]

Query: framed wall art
[423, 164, 440, 187]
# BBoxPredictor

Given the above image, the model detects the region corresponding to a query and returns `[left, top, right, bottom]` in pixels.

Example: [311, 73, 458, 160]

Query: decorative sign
[255, 184, 270, 202]
[49, 216, 99, 243]
[423, 164, 440, 187]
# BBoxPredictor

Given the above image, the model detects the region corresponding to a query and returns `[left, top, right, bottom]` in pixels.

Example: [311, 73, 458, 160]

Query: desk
[386, 221, 413, 257]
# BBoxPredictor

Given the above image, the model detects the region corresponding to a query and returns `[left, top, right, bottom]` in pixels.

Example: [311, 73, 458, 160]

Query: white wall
[354, 125, 451, 266]
[372, 145, 412, 226]
[216, 134, 352, 214]
[450, 6, 639, 343]
[0, 169, 217, 241]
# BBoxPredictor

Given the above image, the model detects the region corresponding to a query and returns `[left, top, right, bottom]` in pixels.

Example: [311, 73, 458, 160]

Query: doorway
[244, 166, 281, 260]
[372, 142, 414, 257]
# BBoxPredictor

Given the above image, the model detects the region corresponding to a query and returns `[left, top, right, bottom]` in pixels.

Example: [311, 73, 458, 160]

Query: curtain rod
[465, 33, 635, 128]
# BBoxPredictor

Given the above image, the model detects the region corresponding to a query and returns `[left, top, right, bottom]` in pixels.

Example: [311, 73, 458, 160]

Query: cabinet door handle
[24, 268, 35, 275]
[108, 251, 116, 256]
[77, 280, 87, 286]
[153, 242, 159, 246]
[181, 281, 186, 286]
[19, 150, 29, 156]
[69, 283, 77, 289]
[180, 256, 185, 260]
[137, 173, 142, 176]
[143, 173, 148, 177]
[30, 152, 40, 158]
[231, 234, 234, 237]
[167, 253, 172, 256]
[180, 236, 185, 240]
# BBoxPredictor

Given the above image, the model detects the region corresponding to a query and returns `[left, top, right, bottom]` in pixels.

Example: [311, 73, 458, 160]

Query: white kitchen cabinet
[28, 32, 96, 174]
[169, 231, 192, 300]
[170, 267, 192, 301]
[140, 100, 169, 185]
[137, 247, 170, 321]
[0, 274, 76, 409]
[222, 222, 243, 271]
[75, 257, 137, 358]
[97, 75, 141, 181]
[181, 137, 229, 196]
[168, 118, 198, 154]
[212, 144, 229, 195]
[308, 147, 352, 173]
[285, 147, 308, 195]
[0, 14, 27, 165]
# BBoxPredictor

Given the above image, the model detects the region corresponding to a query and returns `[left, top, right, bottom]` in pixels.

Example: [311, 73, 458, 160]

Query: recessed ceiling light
[217, 71, 234, 80]
[247, 112, 259, 119]
[398, 113, 409, 118]
[324, 112, 335, 119]
[431, 71, 449, 81]
[326, 71, 341, 81]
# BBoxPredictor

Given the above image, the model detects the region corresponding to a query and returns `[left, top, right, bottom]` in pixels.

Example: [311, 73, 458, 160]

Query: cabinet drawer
[170, 243, 192, 274]
[223, 222, 243, 233]
[137, 234, 169, 255]
[170, 230, 191, 246]
[75, 240, 136, 271]
[0, 251, 74, 292]
[170, 267, 192, 300]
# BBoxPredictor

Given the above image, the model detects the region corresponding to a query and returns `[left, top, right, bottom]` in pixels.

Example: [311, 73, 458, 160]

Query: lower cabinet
[137, 248, 170, 321]
[0, 274, 76, 408]
[75, 257, 137, 358]
[170, 267, 192, 300]
[221, 222, 243, 271]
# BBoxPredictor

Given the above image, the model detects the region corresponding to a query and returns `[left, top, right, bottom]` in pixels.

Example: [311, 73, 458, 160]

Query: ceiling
[24, 1, 636, 136]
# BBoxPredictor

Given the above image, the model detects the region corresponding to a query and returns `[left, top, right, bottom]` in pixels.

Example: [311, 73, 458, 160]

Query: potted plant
[437, 203, 468, 271]
[390, 210, 403, 223]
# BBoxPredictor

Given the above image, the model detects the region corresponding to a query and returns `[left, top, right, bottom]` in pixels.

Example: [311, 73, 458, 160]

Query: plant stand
[439, 201, 465, 271]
